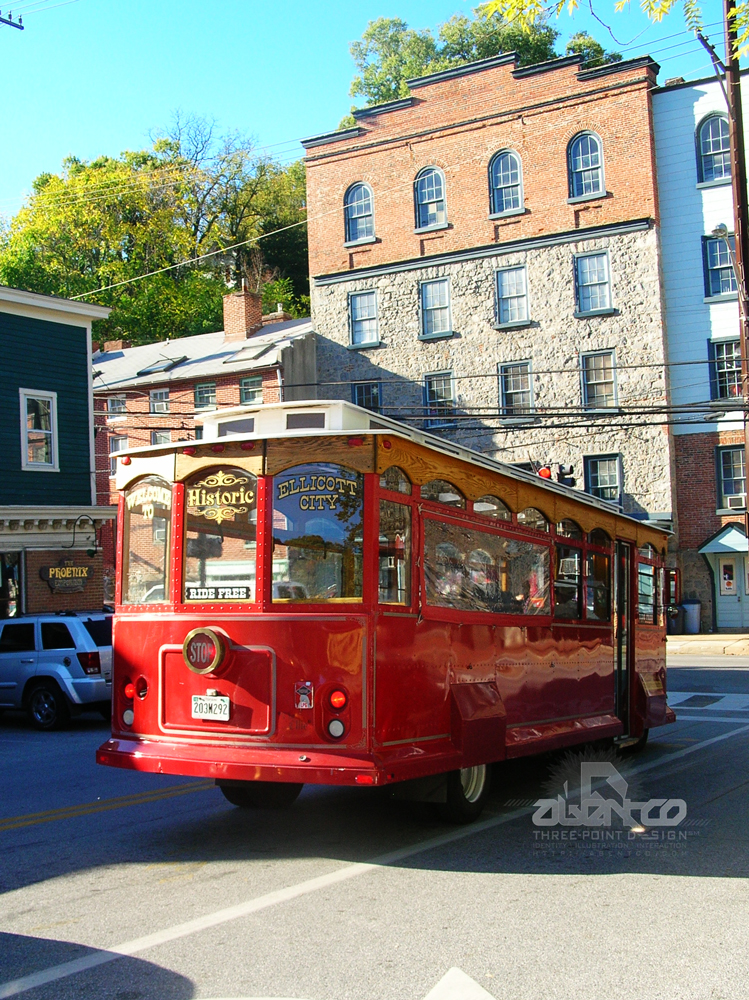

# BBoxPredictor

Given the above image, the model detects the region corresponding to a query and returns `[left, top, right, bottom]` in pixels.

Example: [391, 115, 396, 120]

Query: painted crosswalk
[668, 691, 749, 712]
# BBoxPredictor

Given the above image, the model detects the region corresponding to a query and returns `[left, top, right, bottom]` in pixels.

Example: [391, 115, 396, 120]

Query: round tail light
[183, 628, 225, 674]
[327, 719, 345, 739]
[329, 689, 348, 710]
[123, 680, 135, 700]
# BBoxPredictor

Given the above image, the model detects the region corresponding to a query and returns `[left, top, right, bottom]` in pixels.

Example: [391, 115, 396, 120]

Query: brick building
[92, 290, 315, 588]
[653, 74, 749, 630]
[302, 52, 675, 534]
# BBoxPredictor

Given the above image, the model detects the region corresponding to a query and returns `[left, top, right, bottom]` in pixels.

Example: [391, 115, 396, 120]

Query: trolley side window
[424, 519, 550, 615]
[183, 467, 257, 602]
[379, 500, 411, 605]
[122, 477, 172, 604]
[586, 551, 611, 621]
[637, 544, 658, 624]
[272, 463, 364, 602]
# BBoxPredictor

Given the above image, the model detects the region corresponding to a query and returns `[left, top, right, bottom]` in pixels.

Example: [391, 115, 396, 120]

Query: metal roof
[92, 318, 314, 393]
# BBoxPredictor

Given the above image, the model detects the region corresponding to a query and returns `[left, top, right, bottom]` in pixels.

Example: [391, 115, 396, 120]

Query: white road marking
[423, 967, 497, 999]
[2, 724, 749, 1000]
[670, 715, 749, 724]
[669, 692, 749, 710]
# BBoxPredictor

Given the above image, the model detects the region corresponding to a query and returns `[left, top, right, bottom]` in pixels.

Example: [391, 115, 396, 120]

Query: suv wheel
[27, 682, 69, 731]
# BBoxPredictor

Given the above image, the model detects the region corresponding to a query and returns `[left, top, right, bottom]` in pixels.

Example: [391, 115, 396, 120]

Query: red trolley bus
[97, 400, 674, 822]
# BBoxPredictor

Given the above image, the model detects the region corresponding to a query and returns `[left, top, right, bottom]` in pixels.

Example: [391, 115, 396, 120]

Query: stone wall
[313, 224, 674, 519]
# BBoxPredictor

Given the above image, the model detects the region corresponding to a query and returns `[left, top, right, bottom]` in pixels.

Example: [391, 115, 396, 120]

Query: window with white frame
[107, 395, 126, 415]
[194, 382, 216, 410]
[698, 115, 731, 183]
[149, 389, 169, 414]
[352, 381, 382, 412]
[109, 435, 128, 477]
[414, 167, 446, 230]
[424, 372, 455, 427]
[568, 133, 603, 198]
[718, 447, 746, 508]
[240, 375, 263, 405]
[575, 253, 611, 314]
[704, 236, 738, 297]
[584, 454, 621, 504]
[489, 151, 522, 215]
[151, 430, 171, 446]
[349, 291, 378, 346]
[420, 279, 451, 338]
[496, 267, 528, 325]
[344, 183, 375, 243]
[499, 362, 533, 416]
[709, 340, 742, 399]
[582, 351, 616, 408]
[20, 389, 58, 471]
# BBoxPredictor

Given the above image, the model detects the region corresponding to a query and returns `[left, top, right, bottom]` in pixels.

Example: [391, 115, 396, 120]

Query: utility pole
[0, 10, 24, 29]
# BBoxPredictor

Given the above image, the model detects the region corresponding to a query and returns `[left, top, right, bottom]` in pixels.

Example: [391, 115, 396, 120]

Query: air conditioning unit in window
[727, 494, 746, 509]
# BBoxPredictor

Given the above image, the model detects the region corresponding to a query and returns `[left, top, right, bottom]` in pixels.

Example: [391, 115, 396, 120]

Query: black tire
[217, 780, 303, 809]
[97, 702, 112, 721]
[438, 765, 491, 824]
[622, 729, 649, 755]
[27, 682, 70, 731]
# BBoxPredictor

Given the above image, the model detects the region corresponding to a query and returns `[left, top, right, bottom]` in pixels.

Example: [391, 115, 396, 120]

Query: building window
[151, 430, 171, 446]
[240, 376, 263, 405]
[575, 253, 611, 314]
[344, 183, 374, 243]
[718, 446, 746, 509]
[109, 434, 128, 477]
[424, 372, 455, 428]
[489, 151, 522, 215]
[704, 236, 738, 297]
[194, 382, 216, 410]
[149, 389, 169, 414]
[496, 267, 528, 325]
[349, 291, 378, 347]
[420, 279, 451, 338]
[582, 351, 616, 408]
[709, 340, 742, 399]
[698, 115, 731, 183]
[20, 389, 58, 471]
[584, 454, 621, 504]
[499, 362, 533, 416]
[352, 381, 382, 412]
[414, 167, 446, 230]
[568, 133, 603, 198]
[108, 395, 126, 414]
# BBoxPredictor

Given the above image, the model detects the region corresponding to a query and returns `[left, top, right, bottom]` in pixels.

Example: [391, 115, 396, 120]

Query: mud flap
[635, 671, 669, 728]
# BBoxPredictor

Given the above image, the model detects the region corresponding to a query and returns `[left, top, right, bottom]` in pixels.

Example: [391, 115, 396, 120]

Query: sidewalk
[667, 633, 749, 655]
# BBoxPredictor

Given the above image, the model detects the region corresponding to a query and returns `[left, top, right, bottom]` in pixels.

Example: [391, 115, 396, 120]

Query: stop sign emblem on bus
[295, 682, 314, 709]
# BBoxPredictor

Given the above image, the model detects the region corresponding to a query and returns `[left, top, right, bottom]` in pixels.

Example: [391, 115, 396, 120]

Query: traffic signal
[537, 465, 552, 479]
[557, 464, 576, 487]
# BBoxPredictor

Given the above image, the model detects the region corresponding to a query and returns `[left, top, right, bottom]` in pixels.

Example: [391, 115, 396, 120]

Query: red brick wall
[673, 430, 744, 551]
[25, 549, 105, 614]
[305, 60, 659, 277]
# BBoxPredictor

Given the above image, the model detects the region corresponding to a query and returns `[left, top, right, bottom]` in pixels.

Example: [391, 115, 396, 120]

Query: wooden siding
[0, 312, 91, 505]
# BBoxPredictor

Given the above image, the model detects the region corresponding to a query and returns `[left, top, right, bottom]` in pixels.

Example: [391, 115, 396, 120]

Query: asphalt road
[1, 659, 748, 1000]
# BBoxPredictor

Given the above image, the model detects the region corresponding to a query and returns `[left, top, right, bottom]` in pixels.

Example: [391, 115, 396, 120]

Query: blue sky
[0, 0, 735, 217]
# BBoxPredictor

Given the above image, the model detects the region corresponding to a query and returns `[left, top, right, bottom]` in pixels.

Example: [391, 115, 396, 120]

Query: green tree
[0, 119, 309, 345]
[565, 30, 621, 67]
[438, 11, 559, 66]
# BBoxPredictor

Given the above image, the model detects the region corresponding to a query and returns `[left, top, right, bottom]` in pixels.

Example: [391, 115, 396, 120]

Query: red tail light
[329, 689, 348, 710]
[123, 680, 135, 701]
[77, 651, 101, 675]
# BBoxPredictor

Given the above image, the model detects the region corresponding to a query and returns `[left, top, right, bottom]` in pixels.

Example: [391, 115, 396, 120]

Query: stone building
[653, 73, 749, 630]
[303, 52, 675, 527]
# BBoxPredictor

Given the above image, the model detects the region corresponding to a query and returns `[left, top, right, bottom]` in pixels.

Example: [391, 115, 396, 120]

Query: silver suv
[0, 613, 112, 730]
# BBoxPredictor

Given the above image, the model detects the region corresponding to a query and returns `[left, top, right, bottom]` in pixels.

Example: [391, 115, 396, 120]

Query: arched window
[344, 183, 374, 243]
[420, 479, 465, 507]
[588, 528, 611, 548]
[414, 167, 446, 230]
[568, 132, 603, 198]
[474, 495, 512, 520]
[379, 466, 411, 494]
[556, 519, 583, 540]
[489, 151, 522, 215]
[517, 507, 549, 532]
[698, 115, 730, 183]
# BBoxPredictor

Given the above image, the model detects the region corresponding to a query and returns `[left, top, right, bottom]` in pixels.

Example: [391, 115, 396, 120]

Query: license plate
[191, 694, 230, 722]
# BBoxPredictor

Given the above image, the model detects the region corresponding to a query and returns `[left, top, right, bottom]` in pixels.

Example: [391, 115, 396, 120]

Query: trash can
[681, 599, 701, 635]
[667, 605, 685, 635]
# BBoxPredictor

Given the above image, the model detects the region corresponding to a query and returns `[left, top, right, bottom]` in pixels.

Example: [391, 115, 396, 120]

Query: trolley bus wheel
[438, 765, 491, 824]
[217, 780, 303, 809]
[622, 729, 649, 755]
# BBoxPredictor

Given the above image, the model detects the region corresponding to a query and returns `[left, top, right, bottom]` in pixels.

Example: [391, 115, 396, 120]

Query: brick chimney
[103, 339, 132, 352]
[223, 289, 263, 341]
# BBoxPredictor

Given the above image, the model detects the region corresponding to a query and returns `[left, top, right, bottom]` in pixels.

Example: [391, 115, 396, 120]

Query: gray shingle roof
[92, 318, 314, 393]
